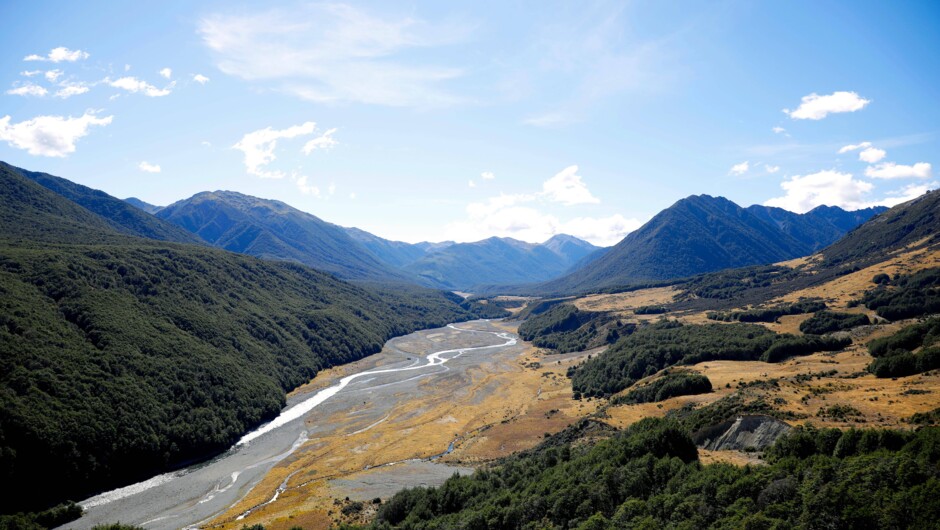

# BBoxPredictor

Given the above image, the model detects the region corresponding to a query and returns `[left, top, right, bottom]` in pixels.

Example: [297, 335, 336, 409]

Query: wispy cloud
[6, 84, 48, 97]
[234, 120, 338, 197]
[522, 5, 685, 127]
[865, 162, 931, 179]
[24, 47, 89, 63]
[0, 112, 113, 157]
[193, 74, 210, 85]
[138, 161, 161, 173]
[108, 76, 173, 97]
[301, 128, 338, 155]
[199, 3, 469, 108]
[784, 91, 870, 120]
[233, 121, 318, 179]
[729, 161, 749, 175]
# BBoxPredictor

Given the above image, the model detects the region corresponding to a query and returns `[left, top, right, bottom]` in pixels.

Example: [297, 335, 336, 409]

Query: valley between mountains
[2, 161, 940, 529]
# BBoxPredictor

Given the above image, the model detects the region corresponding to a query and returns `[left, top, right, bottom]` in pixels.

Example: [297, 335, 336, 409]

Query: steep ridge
[0, 165, 477, 512]
[156, 191, 413, 283]
[747, 204, 886, 253]
[403, 235, 600, 290]
[344, 226, 433, 268]
[2, 162, 203, 245]
[124, 197, 163, 214]
[534, 195, 884, 295]
[0, 162, 134, 245]
[823, 189, 940, 265]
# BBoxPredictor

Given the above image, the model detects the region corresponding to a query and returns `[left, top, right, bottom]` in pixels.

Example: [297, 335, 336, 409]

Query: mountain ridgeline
[0, 163, 482, 512]
[403, 234, 600, 290]
[2, 162, 202, 246]
[154, 191, 414, 283]
[533, 195, 886, 294]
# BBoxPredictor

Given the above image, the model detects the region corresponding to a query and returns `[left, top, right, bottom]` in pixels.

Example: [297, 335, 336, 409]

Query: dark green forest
[0, 160, 485, 513]
[798, 310, 870, 335]
[568, 322, 849, 398]
[859, 267, 940, 321]
[0, 244, 476, 512]
[707, 300, 826, 323]
[365, 418, 940, 530]
[517, 304, 631, 353]
[612, 371, 712, 405]
[867, 317, 940, 378]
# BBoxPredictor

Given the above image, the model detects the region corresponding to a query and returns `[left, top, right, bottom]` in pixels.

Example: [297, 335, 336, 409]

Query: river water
[61, 321, 517, 530]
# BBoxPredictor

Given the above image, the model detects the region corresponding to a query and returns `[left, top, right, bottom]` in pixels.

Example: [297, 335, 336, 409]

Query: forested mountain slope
[156, 191, 413, 282]
[534, 194, 884, 295]
[0, 165, 477, 512]
[403, 235, 599, 290]
[2, 163, 203, 245]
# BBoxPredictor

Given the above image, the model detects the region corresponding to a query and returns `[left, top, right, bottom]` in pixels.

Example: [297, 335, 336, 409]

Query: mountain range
[9, 162, 887, 293]
[402, 234, 600, 290]
[153, 190, 413, 283]
[533, 195, 887, 294]
[0, 161, 484, 511]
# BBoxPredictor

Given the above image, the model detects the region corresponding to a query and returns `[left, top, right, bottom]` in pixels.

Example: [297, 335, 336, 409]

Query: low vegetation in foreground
[363, 418, 940, 530]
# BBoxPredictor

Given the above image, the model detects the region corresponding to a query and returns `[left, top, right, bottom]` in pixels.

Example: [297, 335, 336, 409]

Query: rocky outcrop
[694, 415, 791, 451]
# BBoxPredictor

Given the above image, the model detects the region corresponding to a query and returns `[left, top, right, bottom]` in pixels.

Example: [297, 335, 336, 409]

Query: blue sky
[1, 1, 938, 245]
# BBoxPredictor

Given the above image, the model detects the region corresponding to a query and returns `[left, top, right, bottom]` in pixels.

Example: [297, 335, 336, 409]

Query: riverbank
[203, 320, 598, 529]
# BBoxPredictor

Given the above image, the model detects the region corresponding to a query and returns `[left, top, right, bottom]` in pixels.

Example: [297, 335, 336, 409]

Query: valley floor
[205, 320, 598, 529]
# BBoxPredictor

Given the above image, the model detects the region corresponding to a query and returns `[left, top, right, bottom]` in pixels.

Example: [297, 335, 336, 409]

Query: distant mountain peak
[157, 190, 411, 282]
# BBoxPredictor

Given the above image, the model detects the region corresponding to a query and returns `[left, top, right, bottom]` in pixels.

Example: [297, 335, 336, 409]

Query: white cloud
[138, 161, 161, 173]
[785, 91, 870, 120]
[481, 171, 495, 180]
[765, 165, 780, 174]
[468, 180, 476, 188]
[6, 84, 48, 97]
[446, 199, 639, 246]
[24, 47, 89, 63]
[0, 112, 113, 157]
[20, 70, 41, 77]
[159, 68, 172, 79]
[838, 141, 887, 163]
[233, 121, 318, 178]
[349, 192, 357, 200]
[198, 4, 467, 107]
[764, 170, 874, 213]
[55, 83, 90, 99]
[108, 77, 172, 97]
[859, 146, 886, 163]
[838, 141, 871, 154]
[729, 161, 749, 175]
[328, 183, 336, 195]
[542, 165, 599, 205]
[295, 174, 320, 196]
[44, 69, 63, 82]
[559, 215, 643, 246]
[443, 166, 634, 245]
[301, 128, 338, 155]
[124, 64, 131, 72]
[881, 183, 935, 207]
[865, 162, 931, 179]
[193, 74, 210, 85]
[772, 126, 786, 134]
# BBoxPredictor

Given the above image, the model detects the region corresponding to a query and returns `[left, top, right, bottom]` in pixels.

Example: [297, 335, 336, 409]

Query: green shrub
[799, 310, 870, 334]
